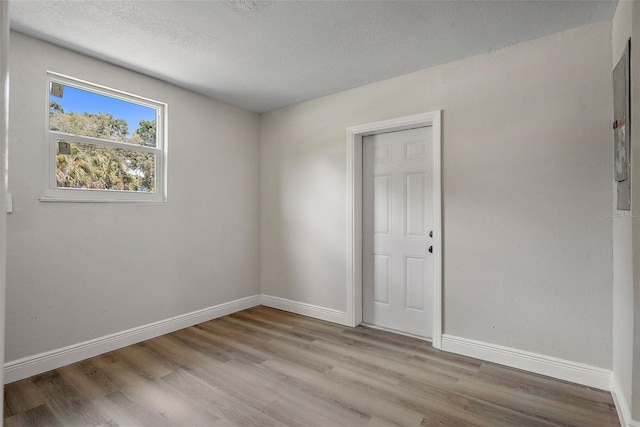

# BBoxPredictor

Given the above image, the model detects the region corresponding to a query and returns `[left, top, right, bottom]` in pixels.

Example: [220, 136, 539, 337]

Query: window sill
[39, 197, 166, 203]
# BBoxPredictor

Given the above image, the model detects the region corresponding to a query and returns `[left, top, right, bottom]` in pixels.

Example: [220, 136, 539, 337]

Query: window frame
[43, 72, 168, 202]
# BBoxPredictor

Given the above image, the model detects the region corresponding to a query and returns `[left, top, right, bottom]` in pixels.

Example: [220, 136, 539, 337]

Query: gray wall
[6, 32, 260, 362]
[260, 22, 613, 368]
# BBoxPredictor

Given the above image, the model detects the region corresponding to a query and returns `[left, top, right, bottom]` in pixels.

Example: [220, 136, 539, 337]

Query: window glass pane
[49, 83, 157, 147]
[56, 140, 155, 193]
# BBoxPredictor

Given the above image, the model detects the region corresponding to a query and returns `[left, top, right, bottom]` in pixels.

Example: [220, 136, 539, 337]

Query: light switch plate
[6, 193, 12, 213]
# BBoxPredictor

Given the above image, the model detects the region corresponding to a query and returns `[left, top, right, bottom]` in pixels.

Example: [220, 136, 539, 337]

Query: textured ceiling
[10, 0, 617, 113]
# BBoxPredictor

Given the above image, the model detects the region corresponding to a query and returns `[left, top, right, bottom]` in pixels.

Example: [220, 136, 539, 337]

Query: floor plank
[4, 306, 619, 426]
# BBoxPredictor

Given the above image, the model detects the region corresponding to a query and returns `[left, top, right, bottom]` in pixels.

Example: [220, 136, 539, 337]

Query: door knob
[428, 246, 433, 253]
[429, 230, 433, 238]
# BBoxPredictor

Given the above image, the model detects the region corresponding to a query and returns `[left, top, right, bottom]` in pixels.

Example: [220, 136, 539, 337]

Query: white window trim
[42, 72, 168, 202]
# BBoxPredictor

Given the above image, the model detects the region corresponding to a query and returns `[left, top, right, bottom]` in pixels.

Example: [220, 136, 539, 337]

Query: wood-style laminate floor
[4, 306, 619, 427]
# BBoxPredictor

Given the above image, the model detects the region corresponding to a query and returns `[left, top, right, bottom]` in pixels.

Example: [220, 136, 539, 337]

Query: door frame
[0, 0, 9, 406]
[346, 111, 442, 349]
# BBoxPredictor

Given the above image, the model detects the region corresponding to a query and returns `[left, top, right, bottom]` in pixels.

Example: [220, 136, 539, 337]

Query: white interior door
[362, 126, 434, 338]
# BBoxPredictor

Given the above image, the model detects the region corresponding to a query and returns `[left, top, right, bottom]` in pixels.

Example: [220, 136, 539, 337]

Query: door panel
[373, 254, 391, 305]
[363, 126, 433, 338]
[374, 175, 391, 235]
[406, 172, 426, 237]
[405, 255, 426, 311]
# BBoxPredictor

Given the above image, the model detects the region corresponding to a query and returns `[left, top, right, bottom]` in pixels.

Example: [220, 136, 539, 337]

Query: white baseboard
[441, 334, 611, 391]
[260, 295, 349, 326]
[4, 294, 261, 384]
[611, 373, 639, 427]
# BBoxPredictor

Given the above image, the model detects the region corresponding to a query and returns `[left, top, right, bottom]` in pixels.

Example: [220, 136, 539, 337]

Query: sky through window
[50, 84, 156, 137]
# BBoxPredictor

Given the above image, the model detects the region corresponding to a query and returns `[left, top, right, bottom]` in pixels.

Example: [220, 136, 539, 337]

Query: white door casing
[363, 127, 434, 338]
[346, 111, 442, 349]
[0, 0, 8, 409]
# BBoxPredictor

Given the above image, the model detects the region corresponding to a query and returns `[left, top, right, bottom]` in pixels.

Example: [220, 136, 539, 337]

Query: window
[45, 72, 167, 201]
